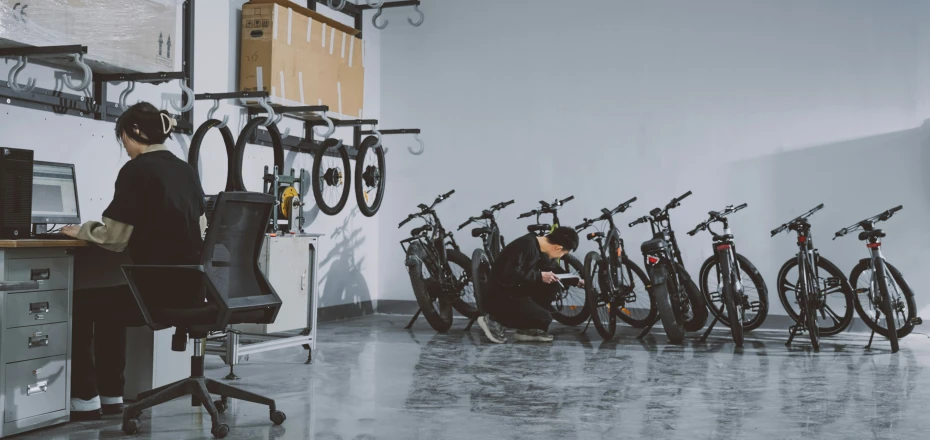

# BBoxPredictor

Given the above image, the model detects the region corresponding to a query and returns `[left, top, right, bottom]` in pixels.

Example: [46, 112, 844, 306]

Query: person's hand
[541, 271, 558, 284]
[577, 279, 585, 288]
[61, 225, 80, 238]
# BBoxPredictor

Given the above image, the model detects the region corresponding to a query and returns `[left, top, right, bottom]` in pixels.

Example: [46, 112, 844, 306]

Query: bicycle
[517, 196, 589, 326]
[833, 205, 921, 353]
[399, 190, 476, 332]
[576, 197, 656, 340]
[458, 199, 515, 263]
[771, 204, 853, 351]
[687, 203, 769, 346]
[629, 191, 708, 344]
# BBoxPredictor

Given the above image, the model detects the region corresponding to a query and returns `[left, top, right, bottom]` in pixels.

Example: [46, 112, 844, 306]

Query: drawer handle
[28, 335, 49, 348]
[30, 302, 50, 314]
[26, 381, 48, 396]
[30, 269, 51, 281]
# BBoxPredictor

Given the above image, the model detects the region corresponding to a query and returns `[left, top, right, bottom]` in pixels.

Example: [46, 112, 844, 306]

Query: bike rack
[308, 0, 422, 39]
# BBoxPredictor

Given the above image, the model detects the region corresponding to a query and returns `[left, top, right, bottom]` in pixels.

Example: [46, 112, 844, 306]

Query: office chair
[119, 192, 286, 439]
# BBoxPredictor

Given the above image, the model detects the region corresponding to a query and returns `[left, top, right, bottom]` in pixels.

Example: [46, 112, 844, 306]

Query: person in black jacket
[477, 227, 580, 343]
[62, 102, 206, 420]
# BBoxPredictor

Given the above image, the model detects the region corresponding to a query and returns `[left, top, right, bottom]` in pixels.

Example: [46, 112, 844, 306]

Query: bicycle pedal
[911, 317, 923, 326]
[825, 277, 841, 288]
[854, 288, 870, 295]
[711, 293, 722, 301]
[749, 301, 761, 312]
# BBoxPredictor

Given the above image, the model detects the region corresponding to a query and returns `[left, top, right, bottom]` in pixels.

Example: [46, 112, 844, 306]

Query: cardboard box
[239, 0, 365, 119]
[0, 0, 180, 74]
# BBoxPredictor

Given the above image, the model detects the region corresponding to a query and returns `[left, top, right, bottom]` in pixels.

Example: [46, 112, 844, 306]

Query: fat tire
[447, 249, 478, 319]
[406, 242, 453, 332]
[613, 258, 657, 328]
[585, 252, 616, 340]
[552, 254, 590, 326]
[652, 264, 684, 344]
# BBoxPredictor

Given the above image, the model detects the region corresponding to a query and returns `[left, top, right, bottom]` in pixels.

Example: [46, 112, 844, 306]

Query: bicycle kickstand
[637, 316, 660, 339]
[699, 303, 726, 342]
[865, 329, 876, 350]
[582, 316, 592, 333]
[404, 309, 422, 329]
[464, 316, 478, 331]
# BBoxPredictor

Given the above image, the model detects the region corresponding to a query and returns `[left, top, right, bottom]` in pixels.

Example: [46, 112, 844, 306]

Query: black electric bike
[629, 191, 708, 344]
[458, 199, 515, 264]
[399, 190, 476, 332]
[834, 205, 921, 353]
[687, 203, 769, 346]
[577, 197, 656, 340]
[517, 196, 589, 326]
[771, 204, 853, 351]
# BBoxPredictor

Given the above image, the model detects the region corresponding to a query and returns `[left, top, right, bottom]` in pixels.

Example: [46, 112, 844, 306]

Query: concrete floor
[16, 315, 930, 440]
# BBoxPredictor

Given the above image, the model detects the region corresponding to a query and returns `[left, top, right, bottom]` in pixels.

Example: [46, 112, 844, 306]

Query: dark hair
[115, 102, 174, 146]
[546, 227, 579, 252]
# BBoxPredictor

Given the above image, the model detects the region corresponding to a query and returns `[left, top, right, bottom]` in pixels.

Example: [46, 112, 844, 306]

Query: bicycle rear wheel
[447, 249, 477, 319]
[699, 253, 769, 331]
[552, 254, 590, 326]
[679, 265, 708, 332]
[849, 260, 917, 339]
[471, 249, 491, 317]
[777, 256, 853, 336]
[585, 252, 616, 340]
[651, 264, 684, 344]
[613, 258, 655, 328]
[405, 242, 453, 332]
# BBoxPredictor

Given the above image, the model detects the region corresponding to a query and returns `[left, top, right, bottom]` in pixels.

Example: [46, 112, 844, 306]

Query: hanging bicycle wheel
[189, 119, 237, 192]
[232, 117, 284, 192]
[776, 256, 853, 336]
[552, 253, 590, 326]
[354, 135, 386, 217]
[849, 260, 917, 339]
[699, 253, 769, 332]
[312, 138, 351, 215]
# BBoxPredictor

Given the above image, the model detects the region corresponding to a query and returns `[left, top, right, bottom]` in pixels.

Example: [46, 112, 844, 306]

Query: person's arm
[66, 165, 145, 252]
[73, 217, 133, 252]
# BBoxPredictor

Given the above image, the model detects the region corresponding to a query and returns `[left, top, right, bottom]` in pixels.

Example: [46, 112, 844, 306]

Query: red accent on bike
[866, 242, 881, 248]
[616, 247, 622, 257]
[716, 244, 731, 250]
[647, 256, 659, 264]
[798, 236, 806, 244]
[587, 233, 597, 240]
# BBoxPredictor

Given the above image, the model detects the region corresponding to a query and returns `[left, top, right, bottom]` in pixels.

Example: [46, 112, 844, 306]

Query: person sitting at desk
[477, 227, 581, 344]
[61, 102, 206, 420]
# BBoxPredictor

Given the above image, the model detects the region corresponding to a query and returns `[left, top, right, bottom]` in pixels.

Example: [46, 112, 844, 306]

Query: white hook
[313, 112, 336, 138]
[169, 78, 194, 112]
[118, 81, 136, 111]
[328, 0, 346, 10]
[408, 133, 425, 155]
[62, 53, 93, 92]
[7, 56, 36, 93]
[373, 8, 388, 29]
[207, 99, 229, 128]
[258, 97, 276, 127]
[281, 126, 291, 138]
[367, 0, 385, 7]
[371, 126, 383, 149]
[408, 5, 424, 27]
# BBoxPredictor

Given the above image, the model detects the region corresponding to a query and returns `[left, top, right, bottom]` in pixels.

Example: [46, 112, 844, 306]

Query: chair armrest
[0, 281, 40, 292]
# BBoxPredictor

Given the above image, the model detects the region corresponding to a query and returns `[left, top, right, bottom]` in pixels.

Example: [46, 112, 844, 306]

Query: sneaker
[101, 396, 124, 416]
[514, 329, 554, 342]
[71, 396, 102, 421]
[477, 315, 506, 344]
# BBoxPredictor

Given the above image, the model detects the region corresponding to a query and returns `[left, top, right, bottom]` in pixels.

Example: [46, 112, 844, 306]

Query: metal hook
[313, 112, 336, 138]
[408, 5, 424, 27]
[62, 53, 93, 92]
[118, 81, 136, 111]
[373, 8, 388, 29]
[370, 125, 383, 149]
[169, 78, 194, 112]
[207, 98, 229, 128]
[327, 0, 346, 10]
[258, 97, 276, 127]
[408, 133, 425, 155]
[7, 56, 36, 93]
[281, 126, 291, 138]
[367, 0, 385, 7]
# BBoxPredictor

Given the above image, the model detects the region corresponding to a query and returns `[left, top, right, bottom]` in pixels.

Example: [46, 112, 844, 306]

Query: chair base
[123, 371, 284, 438]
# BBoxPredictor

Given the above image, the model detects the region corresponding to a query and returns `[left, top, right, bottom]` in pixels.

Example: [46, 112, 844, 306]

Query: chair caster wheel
[122, 418, 141, 435]
[270, 410, 286, 425]
[211, 423, 230, 438]
[214, 400, 227, 413]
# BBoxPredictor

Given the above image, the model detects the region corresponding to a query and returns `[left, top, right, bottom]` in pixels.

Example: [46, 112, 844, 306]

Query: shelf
[95, 71, 186, 85]
[360, 128, 420, 135]
[244, 103, 331, 122]
[251, 129, 361, 159]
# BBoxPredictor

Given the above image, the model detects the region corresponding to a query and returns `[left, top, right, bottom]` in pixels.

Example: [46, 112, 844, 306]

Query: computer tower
[0, 147, 34, 239]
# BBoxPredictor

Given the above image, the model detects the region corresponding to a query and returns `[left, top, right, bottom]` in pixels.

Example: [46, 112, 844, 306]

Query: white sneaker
[477, 315, 506, 344]
[514, 329, 554, 342]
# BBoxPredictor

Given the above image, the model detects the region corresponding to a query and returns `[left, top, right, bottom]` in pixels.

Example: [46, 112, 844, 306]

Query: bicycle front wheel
[405, 242, 453, 332]
[552, 254, 590, 326]
[585, 252, 616, 340]
[849, 260, 917, 339]
[719, 255, 744, 346]
[651, 264, 684, 344]
[776, 256, 853, 336]
[447, 249, 477, 319]
[699, 253, 769, 331]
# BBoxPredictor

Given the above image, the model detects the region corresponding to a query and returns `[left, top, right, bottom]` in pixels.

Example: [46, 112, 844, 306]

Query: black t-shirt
[103, 150, 205, 278]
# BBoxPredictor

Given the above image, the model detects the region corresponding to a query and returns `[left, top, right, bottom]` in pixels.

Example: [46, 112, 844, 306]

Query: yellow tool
[280, 186, 298, 218]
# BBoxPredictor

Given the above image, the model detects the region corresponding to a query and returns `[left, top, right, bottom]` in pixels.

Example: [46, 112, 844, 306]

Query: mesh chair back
[202, 192, 281, 319]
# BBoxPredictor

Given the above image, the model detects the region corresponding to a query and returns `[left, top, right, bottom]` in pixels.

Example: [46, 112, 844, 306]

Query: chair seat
[151, 304, 269, 328]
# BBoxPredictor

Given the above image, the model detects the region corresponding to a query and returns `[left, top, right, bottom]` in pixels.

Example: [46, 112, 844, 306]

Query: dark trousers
[486, 284, 560, 331]
[71, 285, 146, 401]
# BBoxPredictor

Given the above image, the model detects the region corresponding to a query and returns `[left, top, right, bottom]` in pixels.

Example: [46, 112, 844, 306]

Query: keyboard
[32, 233, 72, 240]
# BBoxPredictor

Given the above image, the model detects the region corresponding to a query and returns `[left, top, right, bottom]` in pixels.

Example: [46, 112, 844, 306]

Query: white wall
[377, 0, 930, 320]
[0, 0, 381, 312]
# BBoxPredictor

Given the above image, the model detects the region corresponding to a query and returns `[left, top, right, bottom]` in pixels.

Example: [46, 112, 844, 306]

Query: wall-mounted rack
[0, 0, 195, 134]
[307, 0, 422, 39]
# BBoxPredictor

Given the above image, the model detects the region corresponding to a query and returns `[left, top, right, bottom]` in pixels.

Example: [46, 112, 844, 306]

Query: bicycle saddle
[410, 225, 433, 236]
[858, 229, 885, 241]
[527, 224, 551, 233]
[640, 238, 668, 254]
[472, 227, 492, 238]
[586, 232, 605, 241]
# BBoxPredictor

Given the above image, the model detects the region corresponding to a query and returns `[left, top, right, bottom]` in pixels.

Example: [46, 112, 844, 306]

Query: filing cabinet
[0, 246, 74, 438]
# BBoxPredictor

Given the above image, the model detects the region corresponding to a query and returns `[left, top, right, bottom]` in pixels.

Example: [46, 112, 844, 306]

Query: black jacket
[489, 233, 562, 298]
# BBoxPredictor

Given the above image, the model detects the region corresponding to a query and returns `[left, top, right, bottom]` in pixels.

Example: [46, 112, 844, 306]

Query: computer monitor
[31, 161, 81, 225]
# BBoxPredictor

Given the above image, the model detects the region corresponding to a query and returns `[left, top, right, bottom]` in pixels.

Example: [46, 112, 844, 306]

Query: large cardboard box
[239, 0, 365, 119]
[0, 0, 180, 73]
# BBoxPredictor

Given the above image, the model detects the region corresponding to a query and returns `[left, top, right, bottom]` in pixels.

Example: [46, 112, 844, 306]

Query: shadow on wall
[318, 207, 373, 315]
[721, 119, 930, 316]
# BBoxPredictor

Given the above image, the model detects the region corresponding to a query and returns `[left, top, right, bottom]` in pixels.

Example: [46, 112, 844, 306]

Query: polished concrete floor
[17, 315, 930, 440]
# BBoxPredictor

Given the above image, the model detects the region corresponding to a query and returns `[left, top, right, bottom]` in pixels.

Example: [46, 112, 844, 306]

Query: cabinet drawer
[4, 355, 67, 422]
[4, 290, 69, 328]
[2, 323, 68, 364]
[4, 258, 71, 292]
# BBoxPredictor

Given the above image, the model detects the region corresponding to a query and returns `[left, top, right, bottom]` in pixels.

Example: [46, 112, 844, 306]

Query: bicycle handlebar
[491, 200, 515, 211]
[688, 202, 748, 237]
[400, 190, 456, 228]
[518, 210, 536, 219]
[629, 216, 649, 228]
[457, 217, 477, 230]
[667, 191, 692, 209]
[833, 205, 904, 240]
[770, 203, 824, 237]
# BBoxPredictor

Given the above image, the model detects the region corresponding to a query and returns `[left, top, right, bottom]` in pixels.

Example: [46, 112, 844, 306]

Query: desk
[0, 239, 85, 438]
